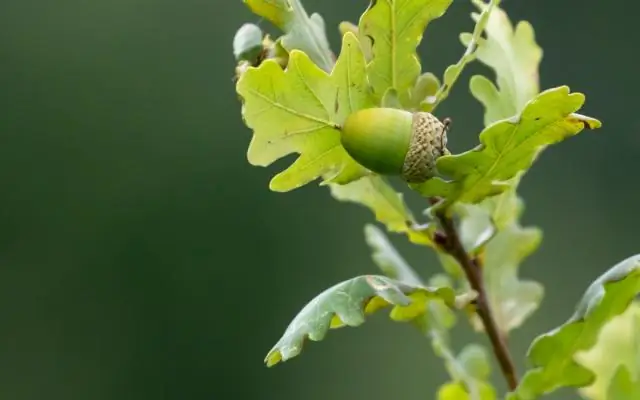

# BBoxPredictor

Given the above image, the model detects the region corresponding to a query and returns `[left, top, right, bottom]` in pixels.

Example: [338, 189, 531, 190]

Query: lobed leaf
[511, 255, 640, 400]
[575, 302, 640, 400]
[237, 33, 375, 191]
[359, 0, 453, 105]
[243, 0, 334, 72]
[330, 176, 434, 246]
[265, 274, 456, 366]
[462, 0, 543, 125]
[414, 86, 602, 206]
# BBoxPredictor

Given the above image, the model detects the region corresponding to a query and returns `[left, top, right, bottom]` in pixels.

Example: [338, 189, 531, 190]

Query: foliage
[231, 0, 638, 399]
[511, 255, 640, 399]
[264, 274, 456, 366]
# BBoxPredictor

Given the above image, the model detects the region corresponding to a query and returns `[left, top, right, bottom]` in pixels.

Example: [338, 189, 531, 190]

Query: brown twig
[435, 209, 519, 391]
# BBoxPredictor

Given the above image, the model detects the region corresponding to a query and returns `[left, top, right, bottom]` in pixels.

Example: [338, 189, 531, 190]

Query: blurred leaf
[511, 255, 640, 400]
[435, 344, 497, 400]
[413, 86, 602, 206]
[244, 0, 334, 71]
[473, 223, 543, 334]
[607, 366, 640, 400]
[462, 1, 542, 125]
[265, 274, 456, 366]
[359, 0, 453, 104]
[575, 302, 640, 400]
[455, 203, 495, 255]
[411, 72, 440, 111]
[330, 176, 434, 246]
[429, 0, 498, 111]
[364, 224, 423, 285]
[237, 33, 375, 192]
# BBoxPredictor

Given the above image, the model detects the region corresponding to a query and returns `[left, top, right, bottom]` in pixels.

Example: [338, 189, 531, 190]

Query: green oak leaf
[413, 86, 602, 206]
[462, 0, 542, 125]
[265, 274, 456, 366]
[607, 366, 640, 400]
[330, 176, 434, 246]
[511, 255, 640, 400]
[575, 302, 640, 400]
[428, 0, 498, 111]
[359, 0, 453, 105]
[237, 33, 375, 192]
[243, 0, 334, 72]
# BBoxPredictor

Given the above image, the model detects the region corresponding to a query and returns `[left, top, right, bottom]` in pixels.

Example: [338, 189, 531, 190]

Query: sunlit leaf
[462, 0, 542, 125]
[413, 86, 602, 206]
[265, 274, 456, 366]
[575, 302, 640, 400]
[330, 176, 434, 246]
[237, 33, 375, 192]
[511, 255, 640, 400]
[359, 0, 453, 105]
[243, 0, 334, 72]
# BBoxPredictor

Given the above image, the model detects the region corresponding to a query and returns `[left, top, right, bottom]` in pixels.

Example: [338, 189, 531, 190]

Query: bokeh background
[1, 0, 638, 399]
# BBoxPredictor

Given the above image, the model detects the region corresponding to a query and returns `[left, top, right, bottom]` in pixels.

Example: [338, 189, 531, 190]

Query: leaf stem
[435, 208, 518, 391]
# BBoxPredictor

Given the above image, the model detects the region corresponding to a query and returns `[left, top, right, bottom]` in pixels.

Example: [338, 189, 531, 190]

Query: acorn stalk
[340, 108, 450, 183]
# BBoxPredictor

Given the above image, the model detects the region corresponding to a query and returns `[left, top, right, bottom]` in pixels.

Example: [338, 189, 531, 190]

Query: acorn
[340, 108, 451, 183]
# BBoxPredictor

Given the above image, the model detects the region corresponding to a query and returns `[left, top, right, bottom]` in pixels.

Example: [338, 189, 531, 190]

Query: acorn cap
[340, 108, 449, 182]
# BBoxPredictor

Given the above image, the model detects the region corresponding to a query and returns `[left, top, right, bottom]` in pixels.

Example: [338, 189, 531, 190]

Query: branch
[435, 209, 519, 391]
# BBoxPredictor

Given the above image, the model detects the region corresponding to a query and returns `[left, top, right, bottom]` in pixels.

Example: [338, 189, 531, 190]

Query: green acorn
[340, 108, 450, 183]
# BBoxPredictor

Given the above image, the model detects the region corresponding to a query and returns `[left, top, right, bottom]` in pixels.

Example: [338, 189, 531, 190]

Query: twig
[435, 209, 519, 391]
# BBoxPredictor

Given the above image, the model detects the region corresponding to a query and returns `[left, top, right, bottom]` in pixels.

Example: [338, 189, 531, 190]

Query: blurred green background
[0, 0, 638, 399]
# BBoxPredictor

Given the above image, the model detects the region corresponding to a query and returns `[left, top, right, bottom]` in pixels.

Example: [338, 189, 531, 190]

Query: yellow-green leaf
[575, 302, 640, 400]
[511, 255, 640, 400]
[237, 33, 375, 192]
[462, 1, 542, 125]
[265, 274, 455, 366]
[243, 0, 334, 71]
[414, 86, 601, 206]
[359, 0, 453, 104]
[330, 176, 434, 246]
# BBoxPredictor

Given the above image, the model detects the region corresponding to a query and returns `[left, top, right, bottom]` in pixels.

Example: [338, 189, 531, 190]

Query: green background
[0, 0, 637, 399]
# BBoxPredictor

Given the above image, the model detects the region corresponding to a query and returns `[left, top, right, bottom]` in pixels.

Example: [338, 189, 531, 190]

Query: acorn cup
[339, 108, 451, 183]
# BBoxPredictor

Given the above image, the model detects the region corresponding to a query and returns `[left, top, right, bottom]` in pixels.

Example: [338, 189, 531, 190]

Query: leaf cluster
[232, 1, 639, 399]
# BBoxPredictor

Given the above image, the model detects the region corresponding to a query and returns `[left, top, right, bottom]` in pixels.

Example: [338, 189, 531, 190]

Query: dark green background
[1, 0, 637, 399]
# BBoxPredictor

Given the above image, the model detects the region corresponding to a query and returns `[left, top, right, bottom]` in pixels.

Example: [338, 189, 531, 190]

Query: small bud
[233, 23, 264, 64]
